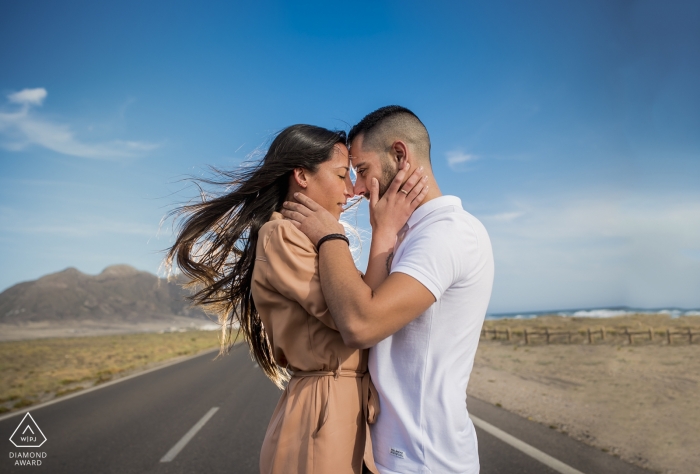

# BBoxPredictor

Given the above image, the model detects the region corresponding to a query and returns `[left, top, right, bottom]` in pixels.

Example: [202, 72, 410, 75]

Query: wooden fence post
[567, 332, 572, 344]
[648, 328, 653, 341]
[688, 328, 693, 344]
[587, 328, 592, 344]
[624, 328, 632, 345]
[524, 328, 529, 345]
[600, 327, 605, 340]
[545, 328, 550, 344]
[506, 327, 511, 341]
[667, 328, 672, 345]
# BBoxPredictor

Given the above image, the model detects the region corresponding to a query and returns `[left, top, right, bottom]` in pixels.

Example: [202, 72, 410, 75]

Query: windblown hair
[348, 105, 431, 162]
[165, 125, 347, 388]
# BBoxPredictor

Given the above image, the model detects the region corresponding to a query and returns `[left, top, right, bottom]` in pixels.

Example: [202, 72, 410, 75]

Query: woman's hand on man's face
[282, 194, 346, 246]
[369, 162, 429, 239]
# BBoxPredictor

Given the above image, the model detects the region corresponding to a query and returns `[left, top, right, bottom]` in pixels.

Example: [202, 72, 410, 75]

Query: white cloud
[480, 192, 700, 312]
[485, 211, 525, 222]
[0, 88, 160, 159]
[8, 88, 47, 106]
[446, 150, 478, 170]
[0, 207, 156, 238]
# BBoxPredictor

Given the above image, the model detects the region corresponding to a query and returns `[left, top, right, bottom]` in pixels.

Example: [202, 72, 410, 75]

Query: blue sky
[1, 0, 699, 313]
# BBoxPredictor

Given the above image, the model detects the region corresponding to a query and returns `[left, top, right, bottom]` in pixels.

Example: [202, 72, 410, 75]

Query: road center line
[160, 407, 220, 463]
[470, 414, 586, 474]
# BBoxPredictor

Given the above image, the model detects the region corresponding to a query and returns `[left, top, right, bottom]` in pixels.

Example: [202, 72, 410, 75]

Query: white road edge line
[470, 414, 586, 474]
[0, 346, 222, 422]
[160, 407, 220, 463]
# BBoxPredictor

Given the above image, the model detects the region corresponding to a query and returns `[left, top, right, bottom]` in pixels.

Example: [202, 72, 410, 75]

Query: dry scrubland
[468, 314, 700, 474]
[0, 330, 222, 415]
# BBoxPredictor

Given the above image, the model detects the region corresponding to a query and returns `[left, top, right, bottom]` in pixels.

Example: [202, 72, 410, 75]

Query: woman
[166, 124, 426, 473]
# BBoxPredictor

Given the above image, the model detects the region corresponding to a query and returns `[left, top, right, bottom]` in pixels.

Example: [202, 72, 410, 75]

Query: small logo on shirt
[389, 448, 405, 459]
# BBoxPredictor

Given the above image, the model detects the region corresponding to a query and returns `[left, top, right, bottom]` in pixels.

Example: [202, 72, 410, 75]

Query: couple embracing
[168, 106, 494, 474]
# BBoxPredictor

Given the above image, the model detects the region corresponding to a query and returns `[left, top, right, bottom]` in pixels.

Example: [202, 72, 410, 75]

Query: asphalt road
[1, 345, 653, 474]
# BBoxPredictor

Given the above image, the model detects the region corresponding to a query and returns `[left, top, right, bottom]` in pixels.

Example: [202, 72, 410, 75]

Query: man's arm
[317, 239, 435, 348]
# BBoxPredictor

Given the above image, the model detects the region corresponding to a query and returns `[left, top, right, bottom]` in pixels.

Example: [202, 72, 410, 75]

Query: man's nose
[353, 181, 366, 197]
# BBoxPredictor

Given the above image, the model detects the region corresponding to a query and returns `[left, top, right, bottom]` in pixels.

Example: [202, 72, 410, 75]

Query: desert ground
[0, 329, 223, 414]
[468, 314, 700, 474]
[0, 316, 220, 342]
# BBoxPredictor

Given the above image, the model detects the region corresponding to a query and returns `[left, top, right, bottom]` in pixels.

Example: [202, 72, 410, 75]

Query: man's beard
[364, 159, 397, 199]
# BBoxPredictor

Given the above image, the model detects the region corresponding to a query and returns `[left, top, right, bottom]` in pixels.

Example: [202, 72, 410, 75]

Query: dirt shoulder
[468, 314, 700, 474]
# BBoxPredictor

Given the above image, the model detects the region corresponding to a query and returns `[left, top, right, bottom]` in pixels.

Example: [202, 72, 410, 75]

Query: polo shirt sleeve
[390, 219, 466, 301]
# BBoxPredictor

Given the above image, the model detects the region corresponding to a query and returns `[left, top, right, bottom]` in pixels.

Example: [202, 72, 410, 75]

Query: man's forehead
[348, 134, 364, 155]
[349, 155, 366, 168]
[348, 141, 367, 163]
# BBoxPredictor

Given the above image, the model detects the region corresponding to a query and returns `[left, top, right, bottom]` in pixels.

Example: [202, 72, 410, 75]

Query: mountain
[0, 265, 209, 324]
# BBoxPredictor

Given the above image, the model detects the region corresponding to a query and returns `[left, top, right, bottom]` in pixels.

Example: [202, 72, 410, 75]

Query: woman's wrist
[371, 228, 398, 247]
[317, 233, 349, 250]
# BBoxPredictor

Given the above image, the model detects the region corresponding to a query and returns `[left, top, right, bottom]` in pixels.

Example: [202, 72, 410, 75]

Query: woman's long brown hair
[165, 125, 347, 388]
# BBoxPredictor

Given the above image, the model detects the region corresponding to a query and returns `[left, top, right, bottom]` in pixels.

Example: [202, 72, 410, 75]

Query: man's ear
[391, 140, 408, 167]
[292, 168, 308, 188]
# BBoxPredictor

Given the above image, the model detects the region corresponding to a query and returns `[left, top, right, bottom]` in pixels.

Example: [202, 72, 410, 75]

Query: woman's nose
[344, 177, 354, 197]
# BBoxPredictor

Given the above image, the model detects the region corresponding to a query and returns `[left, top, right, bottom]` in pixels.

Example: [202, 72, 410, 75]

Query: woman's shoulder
[259, 213, 316, 255]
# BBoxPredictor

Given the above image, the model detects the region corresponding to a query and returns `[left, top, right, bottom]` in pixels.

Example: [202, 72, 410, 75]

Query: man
[282, 106, 494, 474]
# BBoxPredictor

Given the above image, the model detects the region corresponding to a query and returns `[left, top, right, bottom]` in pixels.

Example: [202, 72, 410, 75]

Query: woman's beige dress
[252, 212, 379, 474]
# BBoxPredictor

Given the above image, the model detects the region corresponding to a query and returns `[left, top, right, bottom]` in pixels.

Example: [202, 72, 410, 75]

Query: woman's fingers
[292, 192, 321, 211]
[369, 177, 380, 208]
[399, 167, 426, 198]
[411, 184, 429, 206]
[405, 175, 428, 199]
[385, 162, 410, 196]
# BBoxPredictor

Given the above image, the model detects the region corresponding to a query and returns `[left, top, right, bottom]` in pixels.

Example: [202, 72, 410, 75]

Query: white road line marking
[160, 407, 220, 462]
[471, 414, 586, 474]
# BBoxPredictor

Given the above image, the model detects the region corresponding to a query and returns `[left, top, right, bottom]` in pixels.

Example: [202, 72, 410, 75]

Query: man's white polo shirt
[369, 195, 494, 474]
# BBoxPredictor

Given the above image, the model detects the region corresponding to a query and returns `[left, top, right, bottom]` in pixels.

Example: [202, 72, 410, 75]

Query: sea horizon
[486, 306, 700, 320]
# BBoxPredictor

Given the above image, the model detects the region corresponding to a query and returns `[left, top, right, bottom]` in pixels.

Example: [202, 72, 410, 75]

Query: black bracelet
[316, 233, 350, 250]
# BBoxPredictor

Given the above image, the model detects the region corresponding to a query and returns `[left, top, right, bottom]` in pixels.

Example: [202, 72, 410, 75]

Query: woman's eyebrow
[334, 166, 350, 171]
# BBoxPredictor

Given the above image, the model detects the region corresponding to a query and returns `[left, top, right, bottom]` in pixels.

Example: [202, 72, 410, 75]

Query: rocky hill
[0, 265, 209, 324]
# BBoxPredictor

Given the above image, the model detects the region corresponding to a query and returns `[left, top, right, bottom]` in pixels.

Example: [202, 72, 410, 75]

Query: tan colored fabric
[252, 212, 379, 474]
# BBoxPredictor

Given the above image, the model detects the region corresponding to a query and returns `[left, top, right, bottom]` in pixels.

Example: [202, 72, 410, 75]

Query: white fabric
[369, 195, 494, 474]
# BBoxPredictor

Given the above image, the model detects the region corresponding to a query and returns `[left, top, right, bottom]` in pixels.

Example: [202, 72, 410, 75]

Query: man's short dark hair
[348, 105, 431, 162]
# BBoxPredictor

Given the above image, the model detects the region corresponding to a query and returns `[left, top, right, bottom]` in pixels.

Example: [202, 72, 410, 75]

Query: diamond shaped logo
[10, 413, 47, 448]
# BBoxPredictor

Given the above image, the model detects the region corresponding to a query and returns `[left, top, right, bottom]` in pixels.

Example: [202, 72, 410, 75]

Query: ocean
[485, 307, 700, 320]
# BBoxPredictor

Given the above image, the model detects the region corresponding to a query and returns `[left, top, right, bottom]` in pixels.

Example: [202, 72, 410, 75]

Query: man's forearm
[318, 239, 436, 349]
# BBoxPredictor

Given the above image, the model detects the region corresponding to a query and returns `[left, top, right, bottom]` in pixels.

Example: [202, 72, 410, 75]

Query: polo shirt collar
[406, 195, 463, 229]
